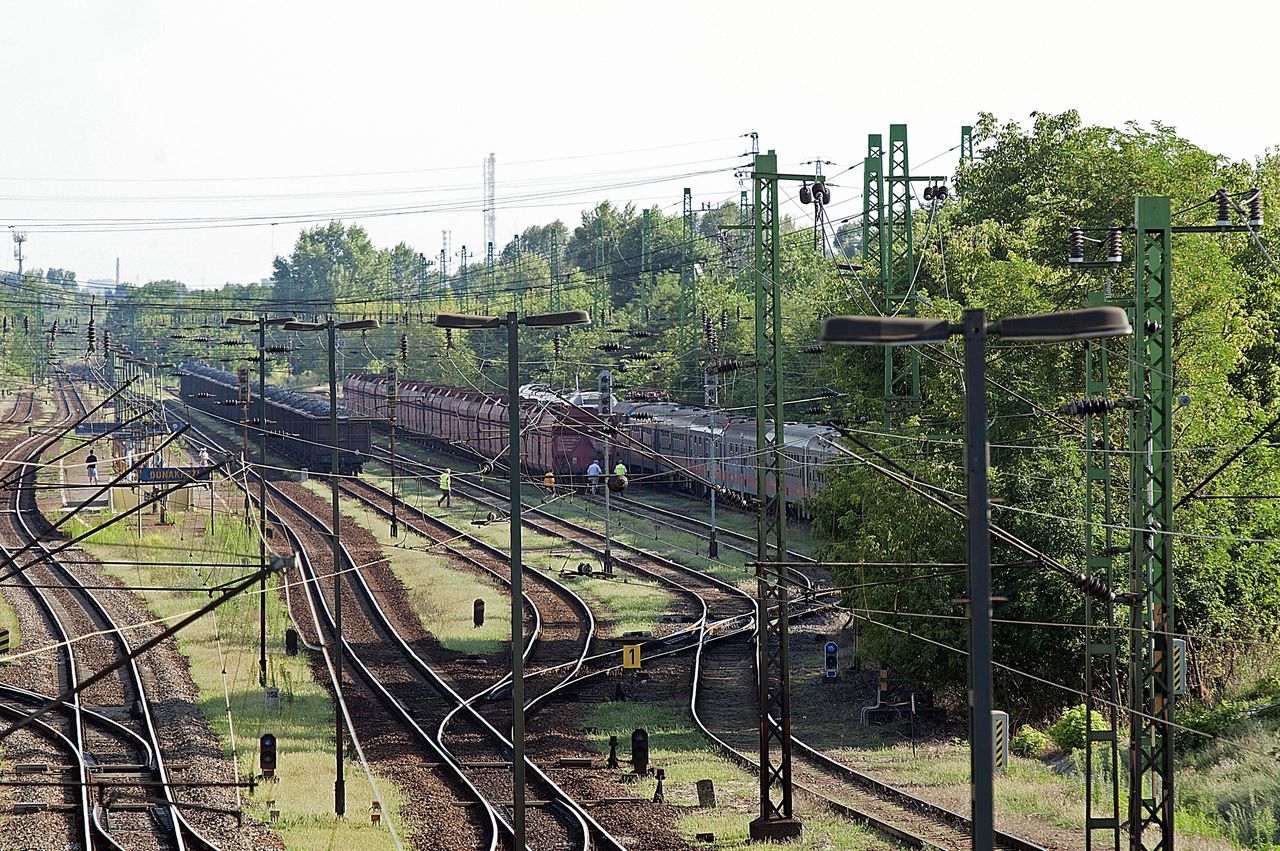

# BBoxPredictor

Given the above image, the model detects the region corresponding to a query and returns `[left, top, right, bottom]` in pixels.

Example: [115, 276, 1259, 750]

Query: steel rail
[174, 420, 502, 851]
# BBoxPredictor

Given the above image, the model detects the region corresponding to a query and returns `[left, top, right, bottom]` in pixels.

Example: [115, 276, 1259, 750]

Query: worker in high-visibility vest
[613, 461, 627, 476]
[437, 469, 452, 508]
[542, 470, 556, 501]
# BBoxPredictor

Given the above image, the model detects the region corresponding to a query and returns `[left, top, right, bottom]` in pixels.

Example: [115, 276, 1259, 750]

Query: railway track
[175, 414, 630, 851]
[371, 441, 1051, 850]
[0, 379, 218, 851]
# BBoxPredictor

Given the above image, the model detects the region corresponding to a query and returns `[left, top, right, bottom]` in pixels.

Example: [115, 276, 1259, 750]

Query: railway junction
[1, 69, 1278, 851]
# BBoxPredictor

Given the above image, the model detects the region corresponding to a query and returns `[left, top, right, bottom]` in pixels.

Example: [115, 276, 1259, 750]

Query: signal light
[824, 641, 838, 679]
[260, 733, 278, 776]
[597, 370, 613, 416]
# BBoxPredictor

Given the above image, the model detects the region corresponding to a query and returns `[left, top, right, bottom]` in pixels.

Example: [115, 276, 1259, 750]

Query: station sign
[75, 421, 169, 438]
[138, 466, 211, 484]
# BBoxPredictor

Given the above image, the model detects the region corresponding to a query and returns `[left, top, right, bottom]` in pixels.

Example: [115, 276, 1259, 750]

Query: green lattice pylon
[883, 123, 920, 426]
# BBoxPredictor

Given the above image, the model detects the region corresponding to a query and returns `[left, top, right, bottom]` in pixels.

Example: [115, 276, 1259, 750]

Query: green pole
[328, 319, 345, 818]
[258, 316, 268, 688]
[505, 311, 527, 850]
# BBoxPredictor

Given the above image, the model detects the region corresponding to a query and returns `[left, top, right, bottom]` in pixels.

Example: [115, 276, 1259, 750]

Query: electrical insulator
[799, 183, 813, 205]
[1248, 187, 1264, 227]
[1068, 228, 1084, 263]
[23, 317, 29, 333]
[400, 334, 408, 364]
[1071, 572, 1117, 603]
[1106, 227, 1123, 264]
[1058, 396, 1117, 416]
[720, 310, 728, 338]
[800, 345, 824, 355]
[104, 330, 110, 350]
[630, 330, 654, 339]
[1215, 188, 1232, 227]
[87, 319, 95, 352]
[598, 342, 622, 352]
[445, 327, 454, 349]
[553, 334, 562, 357]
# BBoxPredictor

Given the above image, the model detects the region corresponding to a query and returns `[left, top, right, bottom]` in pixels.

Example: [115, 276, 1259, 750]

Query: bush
[1011, 724, 1049, 758]
[1047, 705, 1108, 752]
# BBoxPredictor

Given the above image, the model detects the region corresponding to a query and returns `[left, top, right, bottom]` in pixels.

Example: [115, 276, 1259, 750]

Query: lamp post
[282, 316, 379, 817]
[820, 305, 1131, 851]
[435, 309, 590, 850]
[226, 314, 296, 687]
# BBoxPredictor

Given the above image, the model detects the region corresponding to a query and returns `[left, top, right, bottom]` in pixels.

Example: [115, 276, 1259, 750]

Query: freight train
[343, 374, 841, 509]
[343, 374, 600, 474]
[179, 361, 372, 474]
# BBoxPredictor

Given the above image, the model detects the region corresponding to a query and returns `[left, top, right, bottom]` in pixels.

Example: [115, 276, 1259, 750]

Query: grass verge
[66, 506, 404, 850]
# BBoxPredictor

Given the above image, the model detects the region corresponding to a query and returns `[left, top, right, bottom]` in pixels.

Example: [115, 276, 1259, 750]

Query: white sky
[2, 0, 1277, 289]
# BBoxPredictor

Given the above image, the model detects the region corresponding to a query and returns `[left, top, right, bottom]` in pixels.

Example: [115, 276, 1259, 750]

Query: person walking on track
[543, 470, 556, 501]
[613, 460, 627, 477]
[438, 468, 452, 508]
[85, 449, 99, 485]
[586, 459, 602, 494]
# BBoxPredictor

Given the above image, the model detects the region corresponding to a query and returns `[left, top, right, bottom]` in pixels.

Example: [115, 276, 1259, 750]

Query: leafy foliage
[1011, 724, 1049, 759]
[1046, 705, 1108, 753]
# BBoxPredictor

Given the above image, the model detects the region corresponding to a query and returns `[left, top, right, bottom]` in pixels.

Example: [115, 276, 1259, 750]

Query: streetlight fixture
[225, 315, 296, 688]
[282, 316, 379, 817]
[819, 305, 1131, 851]
[434, 308, 590, 850]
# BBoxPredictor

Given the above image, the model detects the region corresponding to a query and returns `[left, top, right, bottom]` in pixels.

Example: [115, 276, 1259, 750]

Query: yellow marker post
[622, 644, 642, 670]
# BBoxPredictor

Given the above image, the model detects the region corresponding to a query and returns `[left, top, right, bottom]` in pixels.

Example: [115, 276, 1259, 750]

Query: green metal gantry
[550, 230, 561, 313]
[749, 150, 816, 842]
[1083, 336, 1123, 851]
[1128, 196, 1175, 851]
[961, 125, 974, 162]
[884, 123, 921, 425]
[679, 188, 696, 380]
[739, 189, 751, 297]
[595, 217, 608, 325]
[641, 208, 652, 310]
[862, 133, 887, 290]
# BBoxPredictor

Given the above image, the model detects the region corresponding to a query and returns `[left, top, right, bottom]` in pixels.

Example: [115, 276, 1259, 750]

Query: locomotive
[179, 361, 372, 474]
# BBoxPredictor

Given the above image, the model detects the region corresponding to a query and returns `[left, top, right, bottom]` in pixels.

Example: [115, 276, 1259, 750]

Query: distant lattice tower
[483, 153, 496, 255]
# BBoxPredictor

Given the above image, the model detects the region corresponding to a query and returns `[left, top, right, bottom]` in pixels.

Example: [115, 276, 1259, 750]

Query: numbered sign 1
[622, 644, 642, 670]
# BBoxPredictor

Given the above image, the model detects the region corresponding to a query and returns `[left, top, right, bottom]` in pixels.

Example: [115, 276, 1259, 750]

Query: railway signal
[260, 732, 278, 777]
[631, 729, 649, 776]
[824, 642, 838, 680]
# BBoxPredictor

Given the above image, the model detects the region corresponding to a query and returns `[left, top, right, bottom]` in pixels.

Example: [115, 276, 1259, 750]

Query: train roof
[182, 360, 361, 418]
[618, 399, 843, 455]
